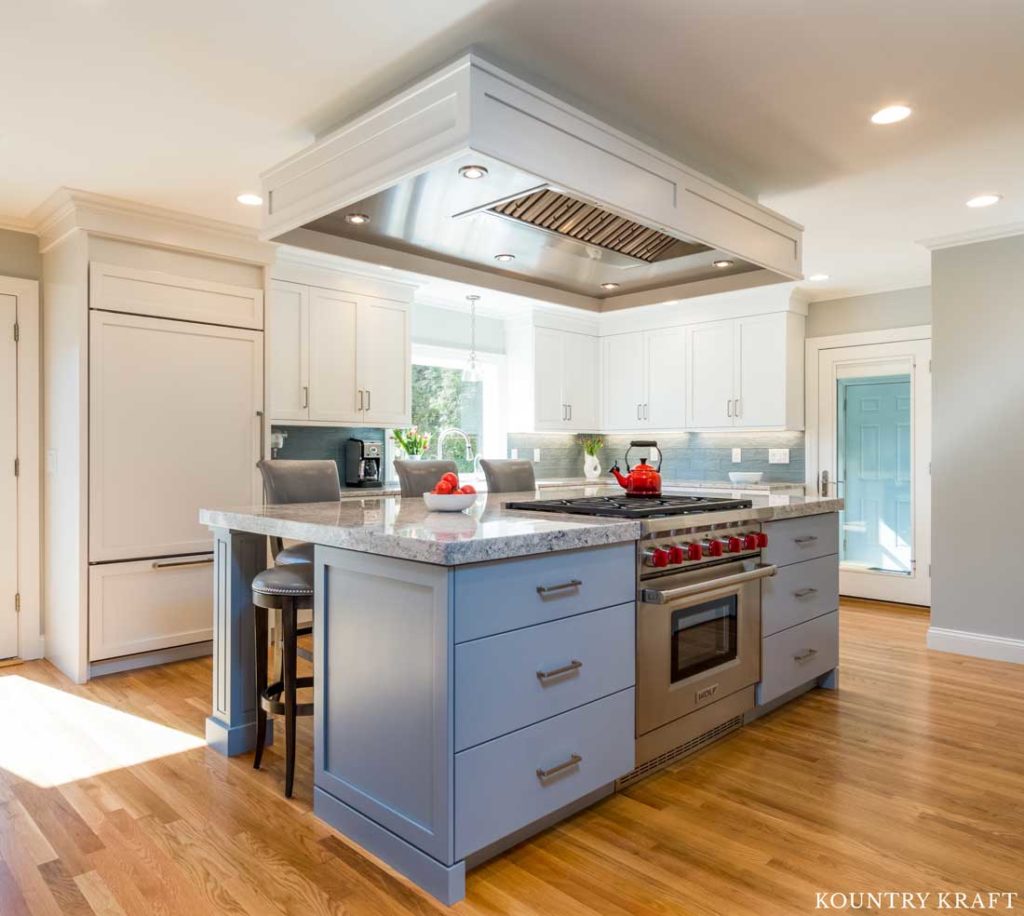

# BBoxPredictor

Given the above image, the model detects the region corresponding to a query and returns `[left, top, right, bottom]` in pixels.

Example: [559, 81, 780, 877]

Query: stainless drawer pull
[793, 535, 819, 544]
[794, 648, 819, 662]
[536, 660, 583, 683]
[536, 579, 583, 596]
[152, 556, 214, 569]
[536, 753, 582, 782]
[793, 587, 819, 598]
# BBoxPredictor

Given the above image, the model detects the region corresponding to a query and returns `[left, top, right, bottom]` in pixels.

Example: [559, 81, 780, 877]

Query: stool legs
[253, 604, 268, 770]
[282, 598, 298, 798]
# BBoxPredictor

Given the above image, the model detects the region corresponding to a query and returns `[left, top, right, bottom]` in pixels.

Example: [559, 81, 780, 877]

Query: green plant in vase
[393, 426, 431, 459]
[578, 434, 604, 481]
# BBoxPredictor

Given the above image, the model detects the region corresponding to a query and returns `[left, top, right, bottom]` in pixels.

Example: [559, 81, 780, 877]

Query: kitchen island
[199, 486, 842, 904]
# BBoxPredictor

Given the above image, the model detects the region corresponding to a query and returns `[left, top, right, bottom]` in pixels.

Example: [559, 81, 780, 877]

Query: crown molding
[0, 216, 35, 235]
[30, 188, 276, 264]
[918, 221, 1024, 251]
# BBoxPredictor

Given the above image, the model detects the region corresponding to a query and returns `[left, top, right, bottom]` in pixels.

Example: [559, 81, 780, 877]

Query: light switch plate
[510, 448, 519, 459]
[533, 448, 541, 462]
[731, 448, 742, 463]
[768, 448, 790, 464]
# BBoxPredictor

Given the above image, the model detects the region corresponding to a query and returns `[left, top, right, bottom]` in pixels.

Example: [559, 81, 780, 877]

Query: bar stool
[394, 458, 458, 497]
[479, 458, 537, 493]
[252, 459, 341, 797]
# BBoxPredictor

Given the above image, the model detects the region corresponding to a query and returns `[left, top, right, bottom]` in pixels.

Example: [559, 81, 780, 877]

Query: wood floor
[1, 600, 1022, 915]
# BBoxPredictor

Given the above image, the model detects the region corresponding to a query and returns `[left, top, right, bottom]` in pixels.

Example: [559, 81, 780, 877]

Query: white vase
[583, 454, 601, 481]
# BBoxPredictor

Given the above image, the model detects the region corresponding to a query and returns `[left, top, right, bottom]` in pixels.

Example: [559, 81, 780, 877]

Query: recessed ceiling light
[458, 165, 489, 180]
[494, 253, 516, 262]
[808, 273, 830, 282]
[601, 282, 620, 291]
[870, 105, 912, 125]
[378, 265, 393, 271]
[713, 259, 734, 268]
[344, 213, 370, 225]
[236, 193, 263, 206]
[966, 194, 1002, 208]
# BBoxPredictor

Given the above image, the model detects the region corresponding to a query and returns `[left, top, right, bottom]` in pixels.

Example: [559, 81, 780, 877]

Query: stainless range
[507, 494, 778, 785]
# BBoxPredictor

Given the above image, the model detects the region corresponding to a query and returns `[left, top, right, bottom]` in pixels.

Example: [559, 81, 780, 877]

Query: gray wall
[931, 234, 1024, 644]
[806, 286, 931, 338]
[0, 228, 41, 280]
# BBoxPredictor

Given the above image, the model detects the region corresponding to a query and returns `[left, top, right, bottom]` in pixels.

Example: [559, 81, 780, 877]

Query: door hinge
[12, 322, 19, 342]
[14, 593, 20, 613]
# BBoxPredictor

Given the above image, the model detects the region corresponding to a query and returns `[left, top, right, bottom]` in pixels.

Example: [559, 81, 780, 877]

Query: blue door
[838, 375, 912, 574]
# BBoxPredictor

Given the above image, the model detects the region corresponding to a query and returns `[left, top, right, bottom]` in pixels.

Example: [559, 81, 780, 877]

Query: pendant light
[463, 294, 481, 383]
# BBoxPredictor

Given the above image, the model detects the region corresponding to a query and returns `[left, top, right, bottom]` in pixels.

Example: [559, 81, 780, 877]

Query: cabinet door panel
[268, 281, 308, 421]
[358, 299, 410, 426]
[688, 320, 735, 428]
[308, 288, 360, 423]
[533, 328, 566, 429]
[563, 331, 598, 430]
[601, 333, 645, 430]
[645, 327, 687, 429]
[736, 314, 786, 427]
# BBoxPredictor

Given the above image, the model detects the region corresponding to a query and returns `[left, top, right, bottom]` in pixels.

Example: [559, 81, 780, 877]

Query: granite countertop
[200, 485, 841, 566]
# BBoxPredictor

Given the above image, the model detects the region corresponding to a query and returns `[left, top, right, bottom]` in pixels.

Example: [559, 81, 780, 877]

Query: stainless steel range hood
[262, 55, 803, 311]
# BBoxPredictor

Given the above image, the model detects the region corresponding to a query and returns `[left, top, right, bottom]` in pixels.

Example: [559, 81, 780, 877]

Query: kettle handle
[625, 440, 662, 472]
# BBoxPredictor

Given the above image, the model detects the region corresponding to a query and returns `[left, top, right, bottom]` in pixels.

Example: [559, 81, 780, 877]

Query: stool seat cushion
[252, 563, 314, 597]
[275, 542, 314, 565]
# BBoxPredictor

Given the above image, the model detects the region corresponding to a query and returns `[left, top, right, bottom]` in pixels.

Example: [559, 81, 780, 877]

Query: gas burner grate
[505, 494, 753, 520]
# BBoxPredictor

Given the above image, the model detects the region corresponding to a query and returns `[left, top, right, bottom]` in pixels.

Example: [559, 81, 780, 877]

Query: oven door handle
[641, 564, 778, 604]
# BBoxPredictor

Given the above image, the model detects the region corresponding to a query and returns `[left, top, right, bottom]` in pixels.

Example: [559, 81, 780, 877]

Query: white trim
[927, 626, 1024, 665]
[0, 276, 42, 660]
[919, 222, 1024, 251]
[30, 188, 276, 264]
[0, 217, 35, 234]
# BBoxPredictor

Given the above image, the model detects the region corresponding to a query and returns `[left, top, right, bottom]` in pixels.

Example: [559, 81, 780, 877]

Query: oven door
[637, 559, 776, 736]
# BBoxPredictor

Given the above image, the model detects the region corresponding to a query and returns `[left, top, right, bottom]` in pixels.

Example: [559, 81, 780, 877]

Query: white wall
[410, 303, 505, 353]
[929, 234, 1024, 663]
[806, 286, 931, 338]
[0, 229, 41, 281]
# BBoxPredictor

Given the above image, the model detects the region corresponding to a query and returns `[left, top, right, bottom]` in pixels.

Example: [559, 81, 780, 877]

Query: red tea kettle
[610, 441, 663, 497]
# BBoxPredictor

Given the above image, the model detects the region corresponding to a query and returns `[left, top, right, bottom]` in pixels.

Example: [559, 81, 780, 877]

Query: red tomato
[460, 484, 476, 494]
[433, 480, 454, 494]
[441, 472, 459, 487]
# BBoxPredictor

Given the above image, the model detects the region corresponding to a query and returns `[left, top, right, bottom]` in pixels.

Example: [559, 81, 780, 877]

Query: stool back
[258, 459, 341, 554]
[479, 459, 536, 493]
[394, 459, 458, 497]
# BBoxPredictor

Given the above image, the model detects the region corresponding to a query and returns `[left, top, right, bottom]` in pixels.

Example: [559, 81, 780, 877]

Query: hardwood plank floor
[1, 601, 1021, 915]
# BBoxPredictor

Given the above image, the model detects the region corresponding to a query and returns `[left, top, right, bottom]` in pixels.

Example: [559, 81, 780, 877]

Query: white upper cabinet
[533, 328, 567, 428]
[602, 328, 686, 431]
[268, 278, 411, 427]
[562, 331, 598, 430]
[687, 312, 804, 430]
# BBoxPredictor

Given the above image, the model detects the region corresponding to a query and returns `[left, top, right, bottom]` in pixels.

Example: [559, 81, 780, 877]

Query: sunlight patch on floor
[0, 675, 204, 787]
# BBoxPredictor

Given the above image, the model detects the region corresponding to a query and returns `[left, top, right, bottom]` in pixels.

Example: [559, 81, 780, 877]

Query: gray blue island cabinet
[312, 542, 637, 903]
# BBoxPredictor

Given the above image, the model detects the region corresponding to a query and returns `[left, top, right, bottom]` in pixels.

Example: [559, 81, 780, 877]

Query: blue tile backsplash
[271, 425, 386, 488]
[506, 431, 806, 484]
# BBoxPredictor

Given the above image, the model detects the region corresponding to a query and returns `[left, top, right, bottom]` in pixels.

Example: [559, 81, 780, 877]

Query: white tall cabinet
[37, 190, 274, 682]
[267, 268, 414, 427]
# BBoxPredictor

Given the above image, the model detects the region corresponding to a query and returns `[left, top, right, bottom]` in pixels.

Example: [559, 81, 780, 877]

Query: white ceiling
[4, 0, 1023, 302]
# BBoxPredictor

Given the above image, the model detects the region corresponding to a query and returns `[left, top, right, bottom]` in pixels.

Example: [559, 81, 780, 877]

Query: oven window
[670, 595, 739, 682]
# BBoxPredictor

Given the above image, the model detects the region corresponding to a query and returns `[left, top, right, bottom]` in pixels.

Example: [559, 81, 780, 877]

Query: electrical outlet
[510, 448, 519, 459]
[768, 448, 790, 464]
[731, 448, 742, 463]
[533, 448, 541, 462]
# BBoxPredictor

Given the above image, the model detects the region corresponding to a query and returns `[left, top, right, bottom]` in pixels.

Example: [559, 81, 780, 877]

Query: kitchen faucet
[436, 427, 481, 475]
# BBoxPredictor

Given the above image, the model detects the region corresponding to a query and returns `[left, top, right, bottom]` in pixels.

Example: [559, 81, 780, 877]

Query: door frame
[1, 276, 41, 660]
[805, 325, 931, 605]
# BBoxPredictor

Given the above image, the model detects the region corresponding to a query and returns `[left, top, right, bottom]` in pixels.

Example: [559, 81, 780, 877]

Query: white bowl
[728, 472, 764, 484]
[422, 492, 478, 512]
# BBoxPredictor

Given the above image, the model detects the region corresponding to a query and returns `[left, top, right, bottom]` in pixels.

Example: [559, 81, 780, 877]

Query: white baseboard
[927, 626, 1024, 665]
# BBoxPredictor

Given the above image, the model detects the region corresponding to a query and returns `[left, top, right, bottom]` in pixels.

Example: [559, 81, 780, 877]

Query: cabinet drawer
[454, 688, 634, 859]
[453, 543, 635, 642]
[763, 514, 839, 567]
[762, 555, 839, 637]
[757, 611, 838, 706]
[455, 603, 635, 751]
[89, 555, 214, 661]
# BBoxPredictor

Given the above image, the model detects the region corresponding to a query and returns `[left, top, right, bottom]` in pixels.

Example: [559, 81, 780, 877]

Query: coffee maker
[343, 438, 384, 488]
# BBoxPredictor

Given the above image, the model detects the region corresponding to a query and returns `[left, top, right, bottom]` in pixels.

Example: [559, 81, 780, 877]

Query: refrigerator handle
[257, 410, 265, 465]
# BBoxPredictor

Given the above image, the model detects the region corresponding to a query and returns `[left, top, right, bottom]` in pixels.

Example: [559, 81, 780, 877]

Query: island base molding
[744, 668, 839, 723]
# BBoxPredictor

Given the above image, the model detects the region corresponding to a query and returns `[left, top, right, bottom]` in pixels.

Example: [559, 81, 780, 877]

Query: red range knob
[756, 532, 769, 548]
[742, 533, 758, 551]
[725, 536, 743, 553]
[703, 539, 724, 558]
[686, 542, 703, 561]
[645, 547, 670, 567]
[668, 545, 686, 564]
